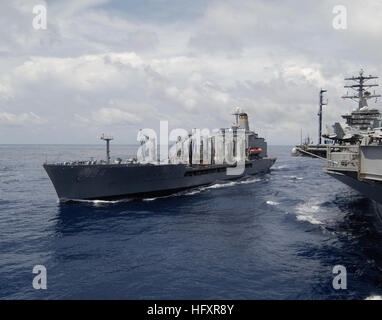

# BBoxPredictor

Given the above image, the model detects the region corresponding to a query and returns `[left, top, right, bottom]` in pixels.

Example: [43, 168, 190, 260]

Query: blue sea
[1, 145, 382, 299]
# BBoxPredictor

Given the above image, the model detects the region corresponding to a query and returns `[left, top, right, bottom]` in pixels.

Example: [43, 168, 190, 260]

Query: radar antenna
[342, 69, 381, 110]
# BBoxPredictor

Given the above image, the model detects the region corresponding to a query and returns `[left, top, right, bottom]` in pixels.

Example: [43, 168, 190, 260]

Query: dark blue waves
[1, 145, 382, 299]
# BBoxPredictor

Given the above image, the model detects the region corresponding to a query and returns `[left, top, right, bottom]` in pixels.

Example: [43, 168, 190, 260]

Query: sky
[1, 0, 382, 145]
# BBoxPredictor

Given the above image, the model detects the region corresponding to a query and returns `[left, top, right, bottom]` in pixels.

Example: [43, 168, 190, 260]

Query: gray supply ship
[324, 70, 382, 219]
[44, 110, 276, 201]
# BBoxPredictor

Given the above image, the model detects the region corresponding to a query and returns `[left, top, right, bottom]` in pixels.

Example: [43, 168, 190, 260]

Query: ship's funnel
[238, 113, 249, 131]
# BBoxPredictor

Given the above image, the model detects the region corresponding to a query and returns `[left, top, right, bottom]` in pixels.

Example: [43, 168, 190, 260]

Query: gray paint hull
[44, 158, 276, 201]
[326, 170, 382, 222]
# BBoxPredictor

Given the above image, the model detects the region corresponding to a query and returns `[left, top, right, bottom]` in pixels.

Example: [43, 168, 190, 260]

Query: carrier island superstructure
[293, 70, 382, 157]
[44, 109, 276, 201]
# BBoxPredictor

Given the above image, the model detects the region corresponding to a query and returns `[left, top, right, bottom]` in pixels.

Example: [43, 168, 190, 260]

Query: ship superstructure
[293, 70, 382, 157]
[325, 70, 382, 142]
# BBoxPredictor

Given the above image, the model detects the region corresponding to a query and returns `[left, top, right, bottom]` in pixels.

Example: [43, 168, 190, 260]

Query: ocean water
[1, 144, 382, 300]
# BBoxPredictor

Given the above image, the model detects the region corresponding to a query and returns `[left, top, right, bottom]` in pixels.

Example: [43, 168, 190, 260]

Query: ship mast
[342, 69, 380, 110]
[318, 89, 327, 145]
[100, 134, 113, 164]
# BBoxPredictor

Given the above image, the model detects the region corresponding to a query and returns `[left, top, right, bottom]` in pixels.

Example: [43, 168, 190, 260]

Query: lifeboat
[249, 148, 262, 153]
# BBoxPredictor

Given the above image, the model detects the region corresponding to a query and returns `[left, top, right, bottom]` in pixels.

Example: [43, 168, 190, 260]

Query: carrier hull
[44, 158, 276, 201]
[326, 171, 382, 205]
[326, 170, 382, 222]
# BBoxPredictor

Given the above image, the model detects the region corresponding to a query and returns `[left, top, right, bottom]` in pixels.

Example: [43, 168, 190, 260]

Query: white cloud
[0, 111, 46, 126]
[13, 52, 144, 90]
[0, 81, 14, 100]
[91, 107, 142, 125]
[1, 0, 382, 144]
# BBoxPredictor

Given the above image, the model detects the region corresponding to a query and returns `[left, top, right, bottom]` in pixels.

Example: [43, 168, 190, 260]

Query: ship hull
[44, 158, 276, 201]
[326, 170, 382, 222]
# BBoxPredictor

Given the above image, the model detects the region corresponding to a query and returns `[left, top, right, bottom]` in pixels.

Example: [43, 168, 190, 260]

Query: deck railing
[326, 145, 360, 172]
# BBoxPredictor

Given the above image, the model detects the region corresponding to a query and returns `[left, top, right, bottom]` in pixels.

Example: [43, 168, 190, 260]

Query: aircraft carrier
[324, 70, 382, 220]
[44, 109, 276, 201]
[325, 134, 382, 221]
[293, 71, 382, 158]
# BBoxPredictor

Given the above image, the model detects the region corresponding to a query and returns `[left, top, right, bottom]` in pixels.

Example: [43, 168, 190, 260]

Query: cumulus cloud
[91, 107, 142, 125]
[0, 111, 46, 126]
[1, 0, 382, 144]
[13, 52, 144, 90]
